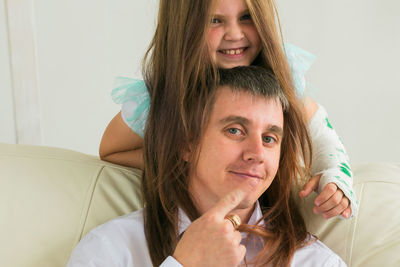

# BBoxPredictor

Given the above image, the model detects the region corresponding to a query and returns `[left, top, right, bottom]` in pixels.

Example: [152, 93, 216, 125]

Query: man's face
[188, 87, 284, 215]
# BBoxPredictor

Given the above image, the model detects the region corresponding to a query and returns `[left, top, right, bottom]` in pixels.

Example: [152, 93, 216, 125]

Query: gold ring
[225, 214, 241, 229]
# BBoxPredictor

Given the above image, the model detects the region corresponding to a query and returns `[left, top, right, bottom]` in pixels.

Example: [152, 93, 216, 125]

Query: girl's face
[208, 0, 262, 69]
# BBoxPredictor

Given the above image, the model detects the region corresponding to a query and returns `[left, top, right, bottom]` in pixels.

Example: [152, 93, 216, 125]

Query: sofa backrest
[297, 162, 400, 266]
[0, 143, 142, 267]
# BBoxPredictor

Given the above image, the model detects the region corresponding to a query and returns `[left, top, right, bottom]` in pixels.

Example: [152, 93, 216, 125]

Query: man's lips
[229, 170, 263, 180]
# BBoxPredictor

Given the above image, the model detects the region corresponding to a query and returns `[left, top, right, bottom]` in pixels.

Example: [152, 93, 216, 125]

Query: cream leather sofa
[1, 143, 399, 267]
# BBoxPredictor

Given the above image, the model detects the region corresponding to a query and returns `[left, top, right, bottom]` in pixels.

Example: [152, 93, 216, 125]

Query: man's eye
[263, 136, 276, 144]
[228, 128, 241, 135]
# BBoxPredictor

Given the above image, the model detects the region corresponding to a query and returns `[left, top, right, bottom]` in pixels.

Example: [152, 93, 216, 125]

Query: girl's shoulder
[111, 77, 149, 105]
[283, 43, 317, 98]
[111, 77, 150, 138]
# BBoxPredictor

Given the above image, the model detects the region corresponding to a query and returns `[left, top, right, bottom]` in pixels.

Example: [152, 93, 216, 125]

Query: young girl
[100, 0, 357, 219]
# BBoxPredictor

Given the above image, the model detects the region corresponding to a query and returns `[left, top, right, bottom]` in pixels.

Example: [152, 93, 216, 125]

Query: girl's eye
[211, 18, 221, 24]
[263, 136, 276, 144]
[240, 14, 252, 21]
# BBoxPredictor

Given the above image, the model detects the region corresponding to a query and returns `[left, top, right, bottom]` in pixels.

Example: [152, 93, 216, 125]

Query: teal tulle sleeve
[111, 77, 150, 138]
[283, 43, 316, 97]
[111, 44, 315, 137]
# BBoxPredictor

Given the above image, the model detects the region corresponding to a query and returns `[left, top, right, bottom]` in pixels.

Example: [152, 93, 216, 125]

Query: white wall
[278, 0, 400, 163]
[35, 0, 158, 154]
[1, 0, 157, 155]
[1, 0, 399, 163]
[0, 0, 16, 144]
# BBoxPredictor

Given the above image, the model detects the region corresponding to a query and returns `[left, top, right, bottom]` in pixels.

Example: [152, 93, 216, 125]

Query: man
[68, 66, 345, 266]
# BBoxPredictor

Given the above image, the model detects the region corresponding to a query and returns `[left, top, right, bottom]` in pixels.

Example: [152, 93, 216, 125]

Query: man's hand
[299, 174, 351, 219]
[173, 187, 248, 267]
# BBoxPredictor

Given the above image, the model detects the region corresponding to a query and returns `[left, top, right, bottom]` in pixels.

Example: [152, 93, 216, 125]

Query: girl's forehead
[212, 0, 249, 14]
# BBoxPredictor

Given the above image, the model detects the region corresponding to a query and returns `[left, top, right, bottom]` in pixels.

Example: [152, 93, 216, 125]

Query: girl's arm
[300, 97, 357, 219]
[284, 44, 357, 219]
[303, 97, 318, 121]
[99, 112, 144, 169]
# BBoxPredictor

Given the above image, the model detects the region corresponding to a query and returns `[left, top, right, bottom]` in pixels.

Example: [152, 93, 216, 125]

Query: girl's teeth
[222, 48, 244, 55]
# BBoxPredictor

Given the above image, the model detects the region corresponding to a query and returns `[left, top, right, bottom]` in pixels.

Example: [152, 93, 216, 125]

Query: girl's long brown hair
[142, 0, 312, 266]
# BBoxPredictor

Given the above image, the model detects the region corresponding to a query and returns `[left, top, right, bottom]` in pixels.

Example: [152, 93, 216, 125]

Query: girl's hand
[299, 174, 352, 219]
[173, 188, 247, 267]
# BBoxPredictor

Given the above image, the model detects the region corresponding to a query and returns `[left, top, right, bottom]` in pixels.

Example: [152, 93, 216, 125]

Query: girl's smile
[208, 0, 261, 69]
[219, 47, 247, 56]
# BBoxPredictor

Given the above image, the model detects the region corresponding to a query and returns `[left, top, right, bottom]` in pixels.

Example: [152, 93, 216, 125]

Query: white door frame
[5, 0, 42, 145]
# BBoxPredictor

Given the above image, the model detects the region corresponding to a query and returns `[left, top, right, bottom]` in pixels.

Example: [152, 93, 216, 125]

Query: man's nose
[243, 136, 264, 163]
[224, 22, 244, 41]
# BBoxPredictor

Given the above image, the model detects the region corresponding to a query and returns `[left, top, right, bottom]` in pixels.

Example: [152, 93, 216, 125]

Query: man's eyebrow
[268, 125, 284, 137]
[218, 115, 250, 126]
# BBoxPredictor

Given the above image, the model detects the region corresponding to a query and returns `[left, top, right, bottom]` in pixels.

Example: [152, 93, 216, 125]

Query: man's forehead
[211, 87, 284, 128]
[216, 85, 277, 103]
[214, 86, 283, 111]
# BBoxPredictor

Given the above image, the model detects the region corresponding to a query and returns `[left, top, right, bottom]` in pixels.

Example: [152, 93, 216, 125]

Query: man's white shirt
[67, 202, 346, 267]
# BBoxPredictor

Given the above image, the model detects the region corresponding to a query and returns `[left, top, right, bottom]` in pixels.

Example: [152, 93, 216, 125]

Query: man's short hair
[218, 66, 289, 112]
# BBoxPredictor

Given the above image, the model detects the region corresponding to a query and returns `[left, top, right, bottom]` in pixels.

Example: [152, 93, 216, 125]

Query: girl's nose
[224, 22, 244, 41]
